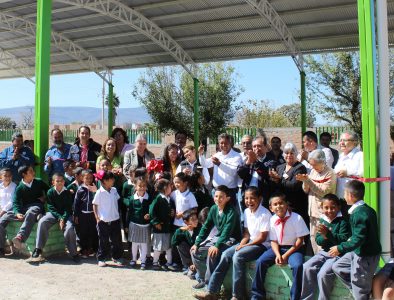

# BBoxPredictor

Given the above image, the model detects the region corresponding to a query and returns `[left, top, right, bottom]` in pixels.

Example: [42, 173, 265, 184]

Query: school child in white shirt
[92, 171, 124, 267]
[251, 193, 309, 300]
[0, 168, 16, 217]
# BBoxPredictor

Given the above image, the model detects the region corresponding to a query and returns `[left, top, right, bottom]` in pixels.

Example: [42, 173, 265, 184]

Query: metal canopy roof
[0, 0, 393, 81]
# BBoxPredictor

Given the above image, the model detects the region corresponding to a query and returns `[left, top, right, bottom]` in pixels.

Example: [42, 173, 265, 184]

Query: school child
[63, 159, 76, 187]
[0, 166, 49, 255]
[191, 185, 241, 290]
[30, 173, 79, 262]
[190, 171, 214, 214]
[92, 171, 124, 267]
[300, 194, 351, 300]
[331, 180, 382, 300]
[149, 178, 174, 270]
[251, 193, 309, 300]
[194, 186, 271, 300]
[372, 262, 394, 300]
[67, 167, 84, 194]
[0, 168, 17, 217]
[171, 209, 201, 274]
[73, 169, 98, 257]
[125, 177, 152, 270]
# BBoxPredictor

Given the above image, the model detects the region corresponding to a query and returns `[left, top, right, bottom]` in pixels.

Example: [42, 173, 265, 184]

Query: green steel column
[193, 78, 200, 147]
[357, 0, 378, 210]
[300, 71, 306, 134]
[107, 83, 114, 137]
[34, 0, 52, 180]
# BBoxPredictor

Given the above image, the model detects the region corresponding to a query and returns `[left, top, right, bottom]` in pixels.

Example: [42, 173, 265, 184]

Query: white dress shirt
[199, 149, 243, 189]
[244, 205, 271, 248]
[175, 160, 210, 186]
[348, 200, 365, 214]
[334, 147, 363, 198]
[92, 186, 120, 222]
[0, 181, 16, 212]
[171, 189, 198, 226]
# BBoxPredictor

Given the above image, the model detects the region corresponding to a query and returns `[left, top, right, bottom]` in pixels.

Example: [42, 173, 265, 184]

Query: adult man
[267, 136, 285, 167]
[320, 132, 339, 168]
[240, 135, 253, 163]
[298, 131, 334, 172]
[334, 131, 363, 198]
[44, 129, 72, 179]
[175, 131, 188, 160]
[237, 136, 276, 208]
[0, 132, 35, 182]
[199, 133, 243, 209]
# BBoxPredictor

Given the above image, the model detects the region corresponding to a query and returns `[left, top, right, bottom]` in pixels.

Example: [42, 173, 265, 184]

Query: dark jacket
[68, 138, 101, 172]
[73, 185, 95, 216]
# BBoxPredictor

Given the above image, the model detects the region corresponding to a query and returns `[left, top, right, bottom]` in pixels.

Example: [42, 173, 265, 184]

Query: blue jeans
[251, 246, 304, 300]
[208, 244, 266, 298]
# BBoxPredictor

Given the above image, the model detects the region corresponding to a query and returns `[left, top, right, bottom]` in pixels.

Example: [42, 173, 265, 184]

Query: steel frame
[0, 46, 34, 82]
[55, 0, 197, 76]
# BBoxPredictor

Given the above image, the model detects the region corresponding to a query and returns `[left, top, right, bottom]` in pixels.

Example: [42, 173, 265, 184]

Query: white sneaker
[112, 259, 124, 267]
[12, 236, 23, 250]
[98, 261, 107, 267]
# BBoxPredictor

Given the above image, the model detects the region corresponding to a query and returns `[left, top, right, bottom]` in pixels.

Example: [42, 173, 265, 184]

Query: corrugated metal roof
[0, 0, 393, 80]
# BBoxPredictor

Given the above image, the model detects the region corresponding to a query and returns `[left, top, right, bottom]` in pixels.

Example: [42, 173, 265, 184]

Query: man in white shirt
[334, 131, 363, 198]
[298, 131, 334, 172]
[199, 133, 243, 210]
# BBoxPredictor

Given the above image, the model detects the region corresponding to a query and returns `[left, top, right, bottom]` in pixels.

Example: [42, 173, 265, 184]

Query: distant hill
[0, 106, 151, 125]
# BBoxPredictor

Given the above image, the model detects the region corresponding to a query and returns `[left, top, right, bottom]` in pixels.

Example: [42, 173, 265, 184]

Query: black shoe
[152, 263, 161, 271]
[145, 256, 153, 265]
[32, 248, 42, 258]
[72, 255, 81, 263]
[192, 281, 206, 290]
[0, 248, 5, 257]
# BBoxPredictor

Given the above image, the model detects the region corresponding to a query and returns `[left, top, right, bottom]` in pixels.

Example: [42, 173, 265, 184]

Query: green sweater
[195, 204, 240, 248]
[122, 181, 134, 201]
[124, 194, 152, 225]
[47, 187, 73, 220]
[315, 216, 351, 251]
[337, 203, 382, 256]
[67, 182, 80, 194]
[149, 195, 172, 233]
[171, 225, 201, 247]
[13, 179, 50, 214]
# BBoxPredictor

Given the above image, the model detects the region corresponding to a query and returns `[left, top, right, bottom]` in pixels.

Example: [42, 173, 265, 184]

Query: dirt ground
[0, 254, 197, 300]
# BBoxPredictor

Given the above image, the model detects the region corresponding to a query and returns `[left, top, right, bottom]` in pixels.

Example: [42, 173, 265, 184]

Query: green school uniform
[13, 179, 50, 214]
[149, 194, 172, 233]
[46, 187, 73, 220]
[315, 215, 350, 251]
[337, 203, 381, 256]
[124, 193, 152, 225]
[194, 204, 240, 248]
[171, 225, 201, 248]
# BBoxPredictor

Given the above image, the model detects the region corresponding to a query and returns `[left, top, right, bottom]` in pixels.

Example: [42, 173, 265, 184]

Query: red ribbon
[311, 177, 331, 184]
[146, 159, 164, 174]
[274, 214, 291, 244]
[347, 175, 391, 183]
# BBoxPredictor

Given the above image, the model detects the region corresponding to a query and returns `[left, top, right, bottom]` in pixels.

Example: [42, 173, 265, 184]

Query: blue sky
[0, 56, 301, 110]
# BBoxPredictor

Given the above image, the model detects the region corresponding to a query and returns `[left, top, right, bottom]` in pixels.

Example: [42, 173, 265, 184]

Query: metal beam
[0, 46, 34, 82]
[55, 0, 197, 76]
[0, 12, 112, 83]
[244, 0, 304, 71]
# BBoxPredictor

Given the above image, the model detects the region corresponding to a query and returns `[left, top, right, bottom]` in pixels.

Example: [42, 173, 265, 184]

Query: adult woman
[68, 126, 101, 172]
[176, 145, 210, 185]
[269, 142, 308, 224]
[111, 128, 134, 156]
[96, 138, 123, 176]
[123, 134, 155, 180]
[296, 149, 336, 254]
[162, 143, 181, 179]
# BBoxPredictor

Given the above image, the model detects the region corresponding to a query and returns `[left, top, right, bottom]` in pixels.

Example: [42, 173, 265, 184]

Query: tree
[105, 92, 120, 125]
[304, 51, 394, 139]
[20, 106, 34, 129]
[236, 100, 315, 128]
[0, 117, 17, 129]
[132, 63, 242, 141]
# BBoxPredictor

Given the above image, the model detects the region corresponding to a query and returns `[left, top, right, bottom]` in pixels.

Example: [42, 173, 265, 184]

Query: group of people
[0, 126, 391, 300]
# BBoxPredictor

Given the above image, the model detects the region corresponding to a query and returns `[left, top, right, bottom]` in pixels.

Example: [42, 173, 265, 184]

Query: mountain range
[0, 106, 151, 125]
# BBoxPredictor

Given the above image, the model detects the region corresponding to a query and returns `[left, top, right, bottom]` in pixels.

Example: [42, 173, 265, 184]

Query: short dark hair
[270, 136, 281, 143]
[74, 167, 85, 176]
[302, 131, 318, 143]
[245, 186, 261, 198]
[155, 178, 171, 193]
[63, 159, 75, 170]
[18, 165, 32, 177]
[182, 209, 197, 222]
[320, 132, 332, 141]
[52, 172, 65, 181]
[0, 168, 12, 175]
[345, 180, 365, 200]
[11, 132, 23, 142]
[175, 131, 187, 138]
[81, 169, 93, 176]
[174, 172, 190, 182]
[111, 127, 129, 144]
[198, 207, 210, 224]
[269, 192, 287, 205]
[218, 133, 231, 143]
[135, 167, 147, 178]
[51, 128, 63, 136]
[133, 176, 147, 186]
[101, 171, 115, 182]
[322, 193, 341, 207]
[215, 185, 230, 197]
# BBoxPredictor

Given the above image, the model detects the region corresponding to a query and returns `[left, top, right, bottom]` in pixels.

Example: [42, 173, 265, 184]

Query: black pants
[96, 219, 123, 261]
[176, 241, 192, 267]
[78, 212, 98, 252]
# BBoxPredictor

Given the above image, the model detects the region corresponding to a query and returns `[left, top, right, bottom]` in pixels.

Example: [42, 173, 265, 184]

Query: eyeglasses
[242, 141, 252, 145]
[339, 139, 356, 142]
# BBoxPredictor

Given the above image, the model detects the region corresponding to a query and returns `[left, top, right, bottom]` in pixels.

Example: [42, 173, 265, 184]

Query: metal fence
[315, 126, 350, 145]
[0, 129, 19, 141]
[126, 129, 162, 144]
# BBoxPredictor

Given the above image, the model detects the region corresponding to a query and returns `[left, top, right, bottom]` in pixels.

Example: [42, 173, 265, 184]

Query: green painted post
[300, 71, 306, 134]
[357, 0, 378, 210]
[193, 78, 200, 147]
[34, 0, 52, 180]
[107, 83, 114, 137]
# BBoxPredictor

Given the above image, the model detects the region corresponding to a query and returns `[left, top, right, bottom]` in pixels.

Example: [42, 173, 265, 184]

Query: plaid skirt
[128, 222, 151, 243]
[152, 233, 171, 251]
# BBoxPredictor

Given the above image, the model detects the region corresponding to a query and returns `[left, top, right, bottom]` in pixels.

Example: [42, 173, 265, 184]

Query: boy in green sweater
[0, 165, 49, 256]
[30, 173, 79, 263]
[331, 180, 382, 300]
[190, 185, 240, 290]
